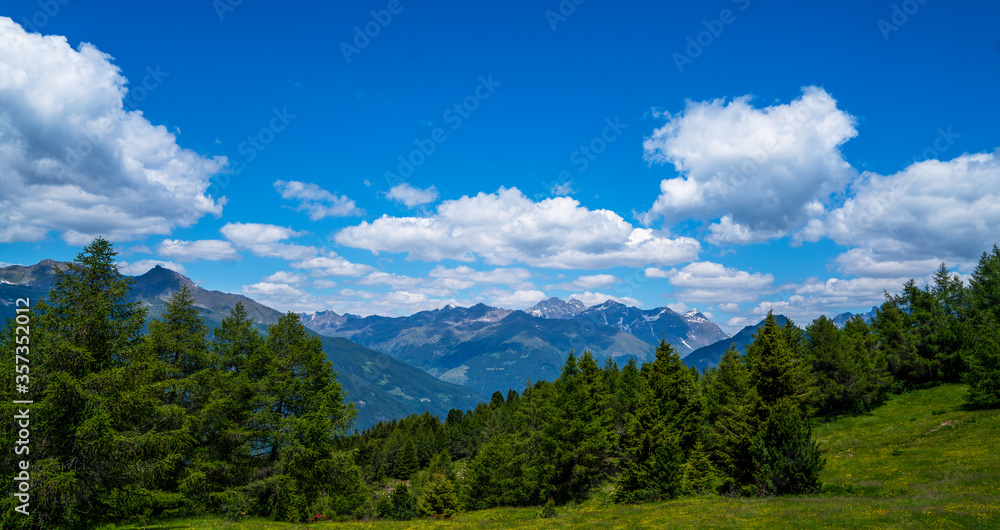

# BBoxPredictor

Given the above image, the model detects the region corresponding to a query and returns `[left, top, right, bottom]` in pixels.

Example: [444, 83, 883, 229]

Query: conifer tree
[27, 238, 191, 527]
[746, 311, 801, 412]
[396, 437, 419, 480]
[418, 472, 459, 518]
[963, 311, 1000, 409]
[703, 344, 760, 494]
[750, 397, 824, 495]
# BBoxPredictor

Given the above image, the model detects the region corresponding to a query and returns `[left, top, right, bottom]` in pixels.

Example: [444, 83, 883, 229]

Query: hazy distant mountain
[299, 298, 730, 395]
[300, 303, 656, 394]
[683, 314, 790, 371]
[832, 306, 879, 328]
[527, 297, 587, 319]
[573, 300, 729, 355]
[0, 261, 484, 429]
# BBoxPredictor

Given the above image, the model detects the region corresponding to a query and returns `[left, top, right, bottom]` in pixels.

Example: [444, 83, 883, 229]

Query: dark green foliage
[746, 312, 804, 410]
[703, 345, 760, 495]
[378, 483, 417, 520]
[963, 312, 1000, 409]
[396, 438, 419, 480]
[613, 430, 683, 503]
[805, 315, 886, 417]
[751, 398, 824, 495]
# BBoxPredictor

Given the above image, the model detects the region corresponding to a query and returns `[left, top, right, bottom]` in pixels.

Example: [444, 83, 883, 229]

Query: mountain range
[682, 314, 790, 371]
[0, 262, 485, 429]
[298, 297, 729, 394]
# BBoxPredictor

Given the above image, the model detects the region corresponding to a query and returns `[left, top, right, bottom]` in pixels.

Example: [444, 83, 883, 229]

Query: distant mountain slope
[572, 300, 729, 355]
[0, 261, 484, 429]
[302, 303, 655, 394]
[683, 314, 790, 371]
[832, 306, 879, 328]
[527, 297, 586, 319]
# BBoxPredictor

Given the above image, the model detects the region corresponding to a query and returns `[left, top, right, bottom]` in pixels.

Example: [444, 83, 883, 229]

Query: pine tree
[750, 398, 824, 495]
[963, 312, 1000, 409]
[682, 439, 718, 495]
[396, 438, 419, 480]
[418, 472, 459, 518]
[746, 312, 801, 411]
[703, 344, 760, 495]
[25, 238, 191, 527]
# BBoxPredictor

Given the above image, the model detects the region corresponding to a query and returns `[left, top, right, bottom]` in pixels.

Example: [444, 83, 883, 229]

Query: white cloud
[0, 18, 227, 244]
[547, 274, 621, 290]
[664, 261, 774, 289]
[550, 180, 574, 196]
[220, 222, 318, 260]
[262, 271, 306, 284]
[568, 291, 643, 308]
[242, 282, 306, 298]
[813, 151, 1000, 264]
[335, 187, 700, 269]
[386, 183, 439, 207]
[157, 239, 239, 262]
[750, 275, 912, 325]
[667, 301, 690, 313]
[116, 259, 187, 276]
[833, 248, 946, 278]
[642, 87, 857, 243]
[652, 261, 773, 304]
[484, 288, 547, 309]
[291, 252, 373, 277]
[428, 265, 534, 289]
[274, 180, 362, 219]
[312, 279, 338, 289]
[719, 302, 740, 313]
[726, 316, 750, 328]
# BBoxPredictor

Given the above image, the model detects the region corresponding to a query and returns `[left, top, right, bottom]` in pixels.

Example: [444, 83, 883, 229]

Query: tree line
[2, 239, 1000, 526]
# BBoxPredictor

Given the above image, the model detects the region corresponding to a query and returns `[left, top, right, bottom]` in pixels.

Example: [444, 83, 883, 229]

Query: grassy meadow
[108, 384, 1000, 529]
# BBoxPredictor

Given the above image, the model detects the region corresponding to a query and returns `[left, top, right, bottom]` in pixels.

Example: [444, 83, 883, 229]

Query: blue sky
[1, 0, 998, 332]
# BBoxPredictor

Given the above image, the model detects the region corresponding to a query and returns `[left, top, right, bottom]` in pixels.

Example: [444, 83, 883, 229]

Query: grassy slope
[110, 384, 1000, 529]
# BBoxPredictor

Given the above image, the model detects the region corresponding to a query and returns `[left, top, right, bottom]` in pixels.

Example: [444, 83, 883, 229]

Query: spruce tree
[746, 312, 803, 413]
[703, 344, 760, 495]
[964, 312, 1000, 409]
[418, 472, 459, 518]
[750, 398, 824, 495]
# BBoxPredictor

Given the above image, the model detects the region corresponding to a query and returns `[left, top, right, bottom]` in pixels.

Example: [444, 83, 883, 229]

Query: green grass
[110, 384, 1000, 529]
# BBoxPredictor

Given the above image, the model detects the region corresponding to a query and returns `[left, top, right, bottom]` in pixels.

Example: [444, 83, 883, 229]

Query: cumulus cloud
[428, 265, 534, 289]
[157, 239, 239, 262]
[642, 87, 857, 243]
[833, 248, 947, 278]
[291, 252, 373, 277]
[568, 291, 643, 308]
[0, 18, 227, 244]
[116, 259, 187, 276]
[335, 187, 700, 268]
[386, 182, 439, 207]
[811, 151, 1000, 266]
[242, 282, 306, 299]
[483, 288, 547, 309]
[749, 275, 912, 325]
[262, 271, 306, 284]
[274, 180, 362, 219]
[220, 222, 317, 260]
[647, 261, 773, 303]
